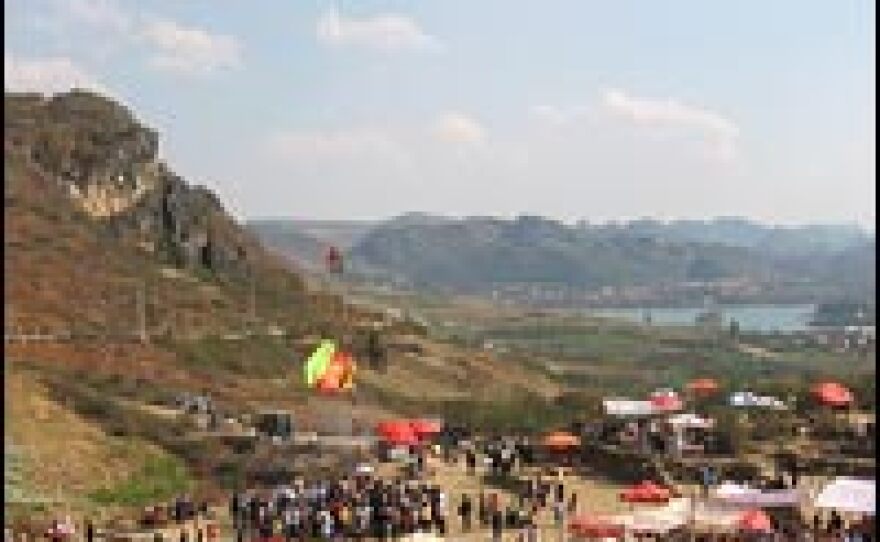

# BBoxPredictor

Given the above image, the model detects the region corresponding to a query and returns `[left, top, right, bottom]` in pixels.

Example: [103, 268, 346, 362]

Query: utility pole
[243, 269, 257, 335]
[4, 304, 12, 343]
[136, 280, 148, 344]
[250, 274, 257, 326]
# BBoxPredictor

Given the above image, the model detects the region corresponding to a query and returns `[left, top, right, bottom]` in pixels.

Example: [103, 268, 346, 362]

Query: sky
[5, 1, 876, 229]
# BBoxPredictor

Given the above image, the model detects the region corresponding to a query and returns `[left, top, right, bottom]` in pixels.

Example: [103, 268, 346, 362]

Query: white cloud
[59, 0, 131, 33]
[4, 53, 109, 95]
[529, 104, 592, 126]
[601, 88, 738, 138]
[26, 2, 240, 76]
[600, 88, 739, 161]
[432, 112, 486, 146]
[266, 128, 411, 168]
[141, 18, 241, 75]
[316, 8, 443, 52]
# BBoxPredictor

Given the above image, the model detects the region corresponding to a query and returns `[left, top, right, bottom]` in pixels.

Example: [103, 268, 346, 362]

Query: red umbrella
[376, 420, 409, 433]
[568, 515, 625, 539]
[619, 481, 672, 504]
[376, 421, 420, 446]
[812, 382, 854, 407]
[687, 378, 720, 396]
[409, 419, 443, 437]
[650, 394, 683, 412]
[542, 431, 581, 450]
[737, 509, 774, 533]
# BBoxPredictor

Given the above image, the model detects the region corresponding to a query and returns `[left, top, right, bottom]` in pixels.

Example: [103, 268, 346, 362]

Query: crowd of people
[229, 475, 450, 540]
[5, 430, 875, 541]
[225, 473, 580, 542]
[218, 433, 585, 542]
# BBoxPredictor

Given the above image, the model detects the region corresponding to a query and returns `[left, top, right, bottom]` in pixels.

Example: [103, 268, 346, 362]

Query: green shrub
[88, 455, 190, 506]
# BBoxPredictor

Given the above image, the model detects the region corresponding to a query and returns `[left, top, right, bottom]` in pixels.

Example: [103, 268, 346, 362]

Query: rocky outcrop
[4, 90, 252, 276]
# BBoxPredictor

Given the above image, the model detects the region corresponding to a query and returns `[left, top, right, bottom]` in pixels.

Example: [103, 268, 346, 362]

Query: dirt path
[424, 453, 626, 541]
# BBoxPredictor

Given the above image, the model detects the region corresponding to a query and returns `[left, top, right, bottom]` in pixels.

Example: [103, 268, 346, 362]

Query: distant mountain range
[590, 217, 871, 256]
[249, 214, 874, 306]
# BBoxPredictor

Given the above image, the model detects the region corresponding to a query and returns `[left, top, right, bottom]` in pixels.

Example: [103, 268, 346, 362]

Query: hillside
[4, 92, 559, 515]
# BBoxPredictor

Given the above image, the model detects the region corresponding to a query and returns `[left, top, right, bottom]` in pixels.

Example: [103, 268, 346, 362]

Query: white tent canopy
[603, 399, 655, 417]
[667, 413, 714, 429]
[400, 533, 443, 541]
[615, 498, 690, 534]
[815, 478, 876, 515]
[713, 482, 750, 499]
[729, 391, 786, 410]
[711, 482, 802, 508]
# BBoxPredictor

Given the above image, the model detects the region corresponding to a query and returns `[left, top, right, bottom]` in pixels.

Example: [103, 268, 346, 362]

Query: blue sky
[5, 0, 876, 228]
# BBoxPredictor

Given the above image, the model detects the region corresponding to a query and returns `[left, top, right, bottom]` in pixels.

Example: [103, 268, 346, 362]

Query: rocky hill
[5, 90, 354, 511]
[3, 91, 366, 338]
[7, 91, 254, 277]
[4, 91, 559, 515]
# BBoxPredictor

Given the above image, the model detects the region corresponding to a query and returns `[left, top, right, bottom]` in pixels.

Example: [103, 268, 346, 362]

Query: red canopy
[619, 481, 672, 504]
[687, 378, 720, 395]
[737, 509, 774, 533]
[376, 420, 411, 433]
[376, 420, 422, 445]
[409, 419, 443, 437]
[650, 394, 683, 412]
[377, 424, 420, 446]
[542, 431, 581, 449]
[812, 382, 854, 407]
[568, 515, 625, 539]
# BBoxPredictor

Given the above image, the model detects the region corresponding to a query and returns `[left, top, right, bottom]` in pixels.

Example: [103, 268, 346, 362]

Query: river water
[584, 304, 816, 333]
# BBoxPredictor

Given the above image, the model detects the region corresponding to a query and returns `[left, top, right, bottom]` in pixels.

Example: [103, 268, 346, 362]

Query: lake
[583, 304, 817, 333]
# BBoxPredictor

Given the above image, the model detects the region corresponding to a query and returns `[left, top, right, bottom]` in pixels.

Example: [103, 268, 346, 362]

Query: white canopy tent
[667, 413, 714, 429]
[615, 498, 690, 536]
[729, 391, 787, 410]
[400, 533, 443, 541]
[711, 482, 802, 508]
[603, 399, 655, 417]
[815, 478, 876, 515]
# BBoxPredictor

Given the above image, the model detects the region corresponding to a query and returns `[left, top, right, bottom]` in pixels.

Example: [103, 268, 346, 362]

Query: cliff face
[5, 90, 252, 277]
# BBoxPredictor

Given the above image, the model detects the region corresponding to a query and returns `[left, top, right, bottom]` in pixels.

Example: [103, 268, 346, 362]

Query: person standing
[466, 449, 477, 476]
[525, 520, 539, 542]
[436, 493, 447, 537]
[700, 464, 716, 498]
[459, 494, 473, 532]
[553, 499, 565, 541]
[567, 492, 578, 515]
[491, 509, 503, 542]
